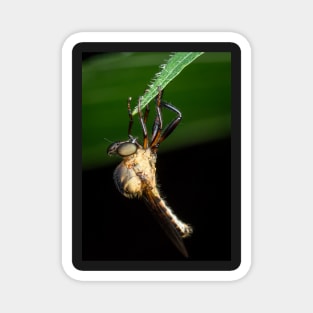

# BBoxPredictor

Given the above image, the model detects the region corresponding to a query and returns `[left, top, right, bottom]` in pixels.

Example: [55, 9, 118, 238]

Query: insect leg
[127, 97, 134, 138]
[150, 87, 164, 148]
[142, 87, 151, 124]
[157, 101, 182, 146]
[137, 96, 149, 149]
[143, 95, 150, 124]
[151, 87, 182, 149]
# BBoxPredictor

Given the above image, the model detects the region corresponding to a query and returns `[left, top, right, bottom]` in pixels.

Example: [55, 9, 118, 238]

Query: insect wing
[142, 189, 189, 258]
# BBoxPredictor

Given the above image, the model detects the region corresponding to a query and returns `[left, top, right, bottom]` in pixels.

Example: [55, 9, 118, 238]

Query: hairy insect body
[113, 148, 192, 238]
[113, 148, 157, 199]
[113, 147, 193, 239]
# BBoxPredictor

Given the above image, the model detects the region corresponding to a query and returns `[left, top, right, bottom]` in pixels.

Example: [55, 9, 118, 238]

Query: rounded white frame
[62, 32, 251, 281]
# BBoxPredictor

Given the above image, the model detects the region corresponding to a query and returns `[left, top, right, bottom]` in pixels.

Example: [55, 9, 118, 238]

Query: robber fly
[107, 87, 193, 257]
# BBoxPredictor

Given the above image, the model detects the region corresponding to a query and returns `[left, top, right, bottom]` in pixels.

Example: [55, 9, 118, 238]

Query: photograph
[72, 44, 241, 270]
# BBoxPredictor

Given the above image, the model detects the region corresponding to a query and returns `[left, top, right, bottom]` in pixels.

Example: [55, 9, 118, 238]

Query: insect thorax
[113, 148, 157, 199]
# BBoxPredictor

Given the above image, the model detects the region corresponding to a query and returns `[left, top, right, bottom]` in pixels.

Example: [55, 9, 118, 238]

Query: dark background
[82, 137, 231, 261]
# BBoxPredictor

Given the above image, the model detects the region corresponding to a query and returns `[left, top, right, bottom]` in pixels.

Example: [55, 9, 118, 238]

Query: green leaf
[132, 52, 204, 115]
[82, 52, 231, 169]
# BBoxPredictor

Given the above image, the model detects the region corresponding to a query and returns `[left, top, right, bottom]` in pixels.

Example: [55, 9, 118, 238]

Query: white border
[62, 32, 251, 281]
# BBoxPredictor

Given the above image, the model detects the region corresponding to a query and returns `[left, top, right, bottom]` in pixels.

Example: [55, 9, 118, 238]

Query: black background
[82, 138, 231, 261]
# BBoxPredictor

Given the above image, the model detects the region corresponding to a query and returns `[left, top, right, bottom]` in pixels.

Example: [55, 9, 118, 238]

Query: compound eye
[117, 142, 137, 157]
